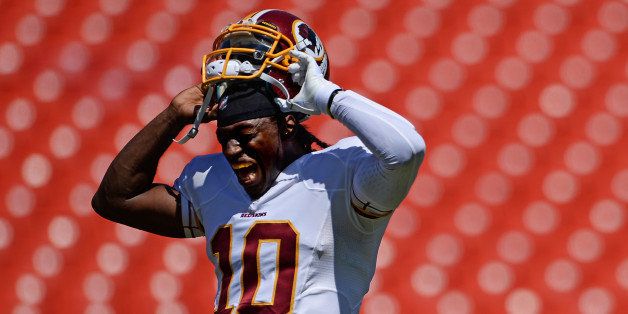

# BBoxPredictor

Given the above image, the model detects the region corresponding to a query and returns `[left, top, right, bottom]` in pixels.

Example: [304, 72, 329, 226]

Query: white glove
[275, 50, 341, 116]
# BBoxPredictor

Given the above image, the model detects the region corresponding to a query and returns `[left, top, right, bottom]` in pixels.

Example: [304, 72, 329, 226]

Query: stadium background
[1, 0, 627, 313]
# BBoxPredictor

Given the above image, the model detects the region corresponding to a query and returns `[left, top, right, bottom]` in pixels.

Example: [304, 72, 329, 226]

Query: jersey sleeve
[329, 90, 426, 220]
[173, 156, 210, 238]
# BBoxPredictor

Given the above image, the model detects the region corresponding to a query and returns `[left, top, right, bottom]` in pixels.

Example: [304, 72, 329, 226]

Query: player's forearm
[93, 106, 185, 210]
[329, 90, 426, 169]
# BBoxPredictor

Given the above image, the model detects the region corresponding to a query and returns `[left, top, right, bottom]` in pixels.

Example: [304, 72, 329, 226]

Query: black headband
[216, 81, 281, 127]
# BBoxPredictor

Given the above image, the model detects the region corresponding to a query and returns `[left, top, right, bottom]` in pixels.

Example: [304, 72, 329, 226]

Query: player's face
[216, 117, 282, 199]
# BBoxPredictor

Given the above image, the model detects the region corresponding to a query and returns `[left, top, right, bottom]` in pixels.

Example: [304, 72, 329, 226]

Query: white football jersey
[174, 136, 392, 314]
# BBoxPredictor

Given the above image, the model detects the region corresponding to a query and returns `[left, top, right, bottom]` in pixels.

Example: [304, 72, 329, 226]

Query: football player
[92, 9, 425, 313]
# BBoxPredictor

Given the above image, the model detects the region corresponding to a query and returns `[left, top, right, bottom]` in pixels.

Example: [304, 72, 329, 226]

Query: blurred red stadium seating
[1, 0, 627, 313]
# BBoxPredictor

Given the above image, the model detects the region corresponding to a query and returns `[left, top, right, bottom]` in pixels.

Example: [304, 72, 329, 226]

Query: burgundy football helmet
[201, 9, 330, 103]
[175, 9, 330, 144]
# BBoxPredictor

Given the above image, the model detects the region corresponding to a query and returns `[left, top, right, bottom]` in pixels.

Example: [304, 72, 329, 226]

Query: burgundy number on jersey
[211, 221, 299, 314]
[211, 225, 235, 313]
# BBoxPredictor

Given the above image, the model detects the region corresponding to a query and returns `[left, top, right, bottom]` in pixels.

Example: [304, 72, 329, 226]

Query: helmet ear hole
[253, 50, 264, 60]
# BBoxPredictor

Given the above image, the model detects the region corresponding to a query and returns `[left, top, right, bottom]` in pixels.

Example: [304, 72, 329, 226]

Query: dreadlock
[273, 114, 329, 152]
[294, 123, 330, 151]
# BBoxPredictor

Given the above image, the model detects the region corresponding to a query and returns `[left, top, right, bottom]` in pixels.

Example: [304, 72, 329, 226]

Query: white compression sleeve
[330, 90, 426, 217]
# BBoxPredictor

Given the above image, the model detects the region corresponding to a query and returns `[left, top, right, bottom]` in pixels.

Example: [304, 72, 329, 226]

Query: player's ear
[281, 114, 297, 139]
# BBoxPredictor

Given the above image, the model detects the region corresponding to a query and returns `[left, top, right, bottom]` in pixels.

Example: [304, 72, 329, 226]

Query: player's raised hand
[275, 50, 340, 116]
[169, 84, 218, 125]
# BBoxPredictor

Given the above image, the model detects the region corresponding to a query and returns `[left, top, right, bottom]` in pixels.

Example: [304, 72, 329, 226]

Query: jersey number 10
[211, 221, 299, 314]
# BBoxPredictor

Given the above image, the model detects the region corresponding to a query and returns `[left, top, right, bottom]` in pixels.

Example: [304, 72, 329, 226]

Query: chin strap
[261, 72, 313, 121]
[173, 87, 214, 144]
[260, 58, 311, 121]
[258, 72, 289, 100]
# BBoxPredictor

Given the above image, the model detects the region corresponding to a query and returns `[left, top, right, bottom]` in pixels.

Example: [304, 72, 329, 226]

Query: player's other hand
[169, 84, 218, 125]
[276, 50, 340, 116]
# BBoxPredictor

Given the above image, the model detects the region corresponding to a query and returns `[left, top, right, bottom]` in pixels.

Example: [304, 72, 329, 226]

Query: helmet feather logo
[293, 21, 324, 59]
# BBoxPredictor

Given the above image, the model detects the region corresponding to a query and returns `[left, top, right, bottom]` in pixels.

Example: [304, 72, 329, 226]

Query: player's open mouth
[232, 161, 258, 185]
